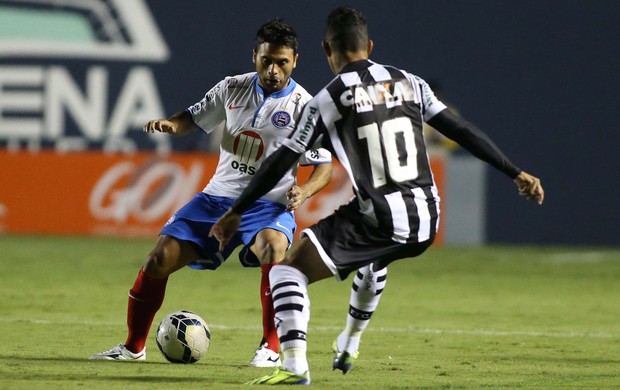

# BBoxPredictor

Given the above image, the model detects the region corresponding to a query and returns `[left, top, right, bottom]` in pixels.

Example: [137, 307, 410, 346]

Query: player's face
[253, 43, 298, 93]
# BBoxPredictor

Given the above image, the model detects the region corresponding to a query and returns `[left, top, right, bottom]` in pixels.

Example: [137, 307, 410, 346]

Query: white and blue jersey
[163, 72, 331, 269]
[188, 72, 331, 205]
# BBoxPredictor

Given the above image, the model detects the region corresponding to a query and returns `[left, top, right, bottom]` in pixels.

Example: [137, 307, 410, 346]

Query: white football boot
[89, 343, 146, 361]
[248, 343, 281, 367]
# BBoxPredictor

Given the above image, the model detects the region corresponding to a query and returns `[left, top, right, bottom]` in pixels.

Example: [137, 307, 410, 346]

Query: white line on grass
[1, 318, 617, 339]
[546, 251, 614, 263]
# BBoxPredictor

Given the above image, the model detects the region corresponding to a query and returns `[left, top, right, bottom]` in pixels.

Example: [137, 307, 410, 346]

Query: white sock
[270, 265, 310, 375]
[337, 264, 387, 353]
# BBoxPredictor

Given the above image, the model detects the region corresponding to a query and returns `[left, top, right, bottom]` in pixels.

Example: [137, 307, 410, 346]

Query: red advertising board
[0, 150, 444, 243]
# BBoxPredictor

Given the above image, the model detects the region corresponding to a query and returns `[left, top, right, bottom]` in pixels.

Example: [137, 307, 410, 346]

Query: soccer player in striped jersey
[211, 6, 544, 385]
[89, 19, 333, 368]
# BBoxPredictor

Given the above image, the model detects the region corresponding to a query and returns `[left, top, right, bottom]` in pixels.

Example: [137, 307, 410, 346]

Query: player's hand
[209, 208, 242, 251]
[514, 171, 544, 205]
[143, 119, 178, 134]
[286, 185, 309, 211]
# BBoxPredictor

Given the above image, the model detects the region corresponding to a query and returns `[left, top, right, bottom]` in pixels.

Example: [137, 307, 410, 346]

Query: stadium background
[0, 0, 617, 246]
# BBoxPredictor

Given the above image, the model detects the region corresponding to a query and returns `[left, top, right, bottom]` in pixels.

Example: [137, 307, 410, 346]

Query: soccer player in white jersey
[90, 19, 333, 367]
[211, 7, 545, 385]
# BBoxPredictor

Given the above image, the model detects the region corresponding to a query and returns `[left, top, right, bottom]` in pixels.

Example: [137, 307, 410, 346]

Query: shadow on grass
[0, 354, 248, 385]
[474, 354, 620, 365]
[0, 354, 248, 366]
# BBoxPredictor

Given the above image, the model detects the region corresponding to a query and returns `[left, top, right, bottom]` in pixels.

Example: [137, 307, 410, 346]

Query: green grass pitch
[1, 234, 619, 389]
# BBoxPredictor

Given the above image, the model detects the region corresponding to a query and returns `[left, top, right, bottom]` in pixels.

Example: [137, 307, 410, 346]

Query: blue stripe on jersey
[253, 74, 298, 98]
[252, 74, 299, 127]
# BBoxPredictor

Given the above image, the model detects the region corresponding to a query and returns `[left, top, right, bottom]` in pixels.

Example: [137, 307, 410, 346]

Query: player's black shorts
[303, 201, 435, 281]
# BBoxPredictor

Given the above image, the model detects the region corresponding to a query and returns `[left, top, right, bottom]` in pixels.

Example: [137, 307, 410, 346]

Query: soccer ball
[156, 310, 211, 364]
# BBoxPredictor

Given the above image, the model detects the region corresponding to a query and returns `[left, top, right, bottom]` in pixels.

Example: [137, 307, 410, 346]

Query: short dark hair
[325, 7, 368, 52]
[255, 19, 298, 53]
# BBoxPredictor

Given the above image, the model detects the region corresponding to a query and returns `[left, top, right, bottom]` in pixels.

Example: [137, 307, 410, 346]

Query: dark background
[146, 1, 619, 246]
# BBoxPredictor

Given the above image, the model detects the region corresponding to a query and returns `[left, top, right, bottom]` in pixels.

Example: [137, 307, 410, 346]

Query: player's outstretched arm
[514, 171, 544, 205]
[143, 111, 197, 136]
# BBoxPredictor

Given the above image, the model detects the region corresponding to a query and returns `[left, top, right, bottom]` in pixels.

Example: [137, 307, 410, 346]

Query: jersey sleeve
[186, 78, 227, 134]
[408, 74, 447, 122]
[282, 93, 324, 155]
[298, 147, 332, 166]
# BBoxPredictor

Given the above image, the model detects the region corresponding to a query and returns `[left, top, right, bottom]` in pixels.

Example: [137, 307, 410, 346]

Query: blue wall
[146, 1, 618, 246]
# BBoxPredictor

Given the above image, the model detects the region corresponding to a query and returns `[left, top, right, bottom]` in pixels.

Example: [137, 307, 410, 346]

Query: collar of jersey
[254, 73, 298, 99]
[339, 59, 373, 74]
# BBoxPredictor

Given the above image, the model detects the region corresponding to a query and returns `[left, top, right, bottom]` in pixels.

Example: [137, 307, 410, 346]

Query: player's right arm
[143, 111, 197, 136]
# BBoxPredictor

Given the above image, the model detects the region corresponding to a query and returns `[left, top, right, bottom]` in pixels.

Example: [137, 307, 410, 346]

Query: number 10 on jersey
[357, 117, 419, 188]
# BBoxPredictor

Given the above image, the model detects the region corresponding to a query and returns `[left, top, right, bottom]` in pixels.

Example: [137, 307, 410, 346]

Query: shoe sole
[249, 361, 282, 368]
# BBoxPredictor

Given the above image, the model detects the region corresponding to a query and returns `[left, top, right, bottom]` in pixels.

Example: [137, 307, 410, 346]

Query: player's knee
[258, 242, 287, 264]
[143, 250, 168, 277]
[144, 242, 184, 277]
[358, 264, 387, 296]
[142, 235, 191, 277]
[254, 231, 288, 264]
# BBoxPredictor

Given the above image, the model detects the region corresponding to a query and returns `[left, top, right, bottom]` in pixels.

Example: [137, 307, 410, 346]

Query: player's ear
[367, 39, 374, 56]
[321, 41, 332, 57]
[252, 49, 257, 64]
[293, 53, 299, 68]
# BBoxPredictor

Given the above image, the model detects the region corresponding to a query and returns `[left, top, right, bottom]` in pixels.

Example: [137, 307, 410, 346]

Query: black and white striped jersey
[283, 60, 447, 244]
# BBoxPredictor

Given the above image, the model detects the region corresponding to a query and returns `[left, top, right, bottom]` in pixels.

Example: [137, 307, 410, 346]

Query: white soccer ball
[156, 310, 211, 364]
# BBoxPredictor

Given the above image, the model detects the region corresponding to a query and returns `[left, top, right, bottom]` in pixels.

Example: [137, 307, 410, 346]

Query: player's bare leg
[90, 235, 200, 360]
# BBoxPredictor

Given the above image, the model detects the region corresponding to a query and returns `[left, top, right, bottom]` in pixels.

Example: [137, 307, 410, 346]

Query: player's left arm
[287, 161, 332, 211]
[287, 148, 333, 211]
